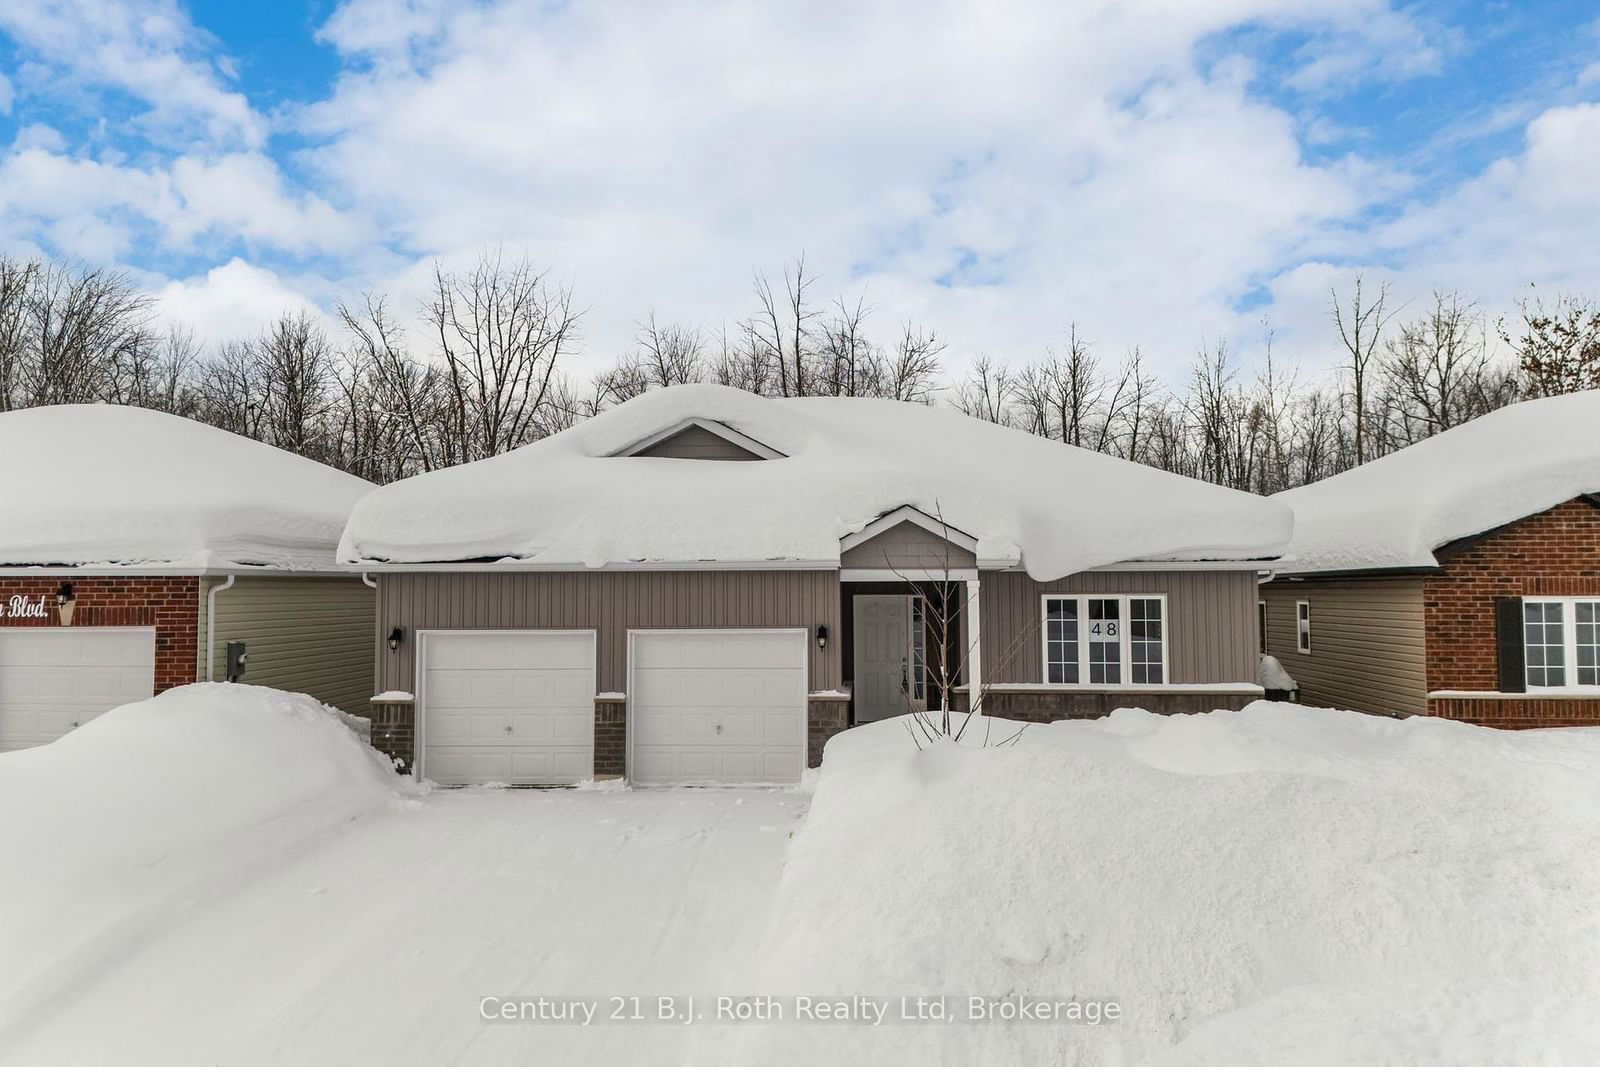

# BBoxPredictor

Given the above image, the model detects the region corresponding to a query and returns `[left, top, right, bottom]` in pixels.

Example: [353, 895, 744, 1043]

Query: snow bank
[1275, 391, 1600, 573]
[341, 385, 1291, 581]
[0, 405, 373, 569]
[1259, 653, 1297, 690]
[741, 705, 1600, 1065]
[0, 685, 412, 1038]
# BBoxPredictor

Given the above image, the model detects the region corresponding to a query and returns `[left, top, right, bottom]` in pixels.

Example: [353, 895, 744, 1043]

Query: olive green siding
[980, 569, 1261, 684]
[1260, 578, 1427, 716]
[840, 521, 976, 571]
[633, 425, 763, 460]
[375, 570, 841, 696]
[198, 576, 377, 714]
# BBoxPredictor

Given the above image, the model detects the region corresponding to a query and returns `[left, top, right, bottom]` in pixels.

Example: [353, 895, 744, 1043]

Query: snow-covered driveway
[4, 787, 805, 1066]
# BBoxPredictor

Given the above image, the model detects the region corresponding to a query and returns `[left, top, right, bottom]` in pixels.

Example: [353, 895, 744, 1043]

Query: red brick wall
[0, 577, 200, 692]
[1423, 498, 1600, 727]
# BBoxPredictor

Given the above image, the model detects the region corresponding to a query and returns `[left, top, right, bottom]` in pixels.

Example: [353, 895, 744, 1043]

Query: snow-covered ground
[744, 706, 1600, 1065]
[0, 686, 803, 1065]
[5, 688, 1598, 1065]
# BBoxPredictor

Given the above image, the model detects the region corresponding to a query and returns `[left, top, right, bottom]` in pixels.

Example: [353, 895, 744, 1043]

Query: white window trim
[608, 417, 787, 460]
[1039, 593, 1170, 688]
[1296, 600, 1311, 655]
[1258, 599, 1267, 654]
[1522, 596, 1600, 694]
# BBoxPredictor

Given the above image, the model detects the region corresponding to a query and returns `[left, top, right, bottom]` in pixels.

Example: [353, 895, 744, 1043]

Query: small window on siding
[1258, 600, 1267, 654]
[1296, 600, 1311, 654]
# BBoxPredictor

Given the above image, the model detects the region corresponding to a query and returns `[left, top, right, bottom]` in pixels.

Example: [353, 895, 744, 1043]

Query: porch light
[56, 582, 76, 627]
[388, 627, 405, 652]
[815, 624, 828, 651]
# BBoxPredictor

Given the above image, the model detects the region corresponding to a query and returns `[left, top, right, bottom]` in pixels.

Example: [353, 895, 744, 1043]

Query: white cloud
[151, 259, 328, 341]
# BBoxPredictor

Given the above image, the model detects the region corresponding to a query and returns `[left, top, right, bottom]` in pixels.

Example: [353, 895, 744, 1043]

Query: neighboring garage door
[0, 628, 156, 752]
[629, 629, 807, 785]
[419, 630, 596, 786]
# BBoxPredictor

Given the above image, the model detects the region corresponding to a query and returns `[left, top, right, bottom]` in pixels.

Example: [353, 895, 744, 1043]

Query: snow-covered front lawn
[4, 688, 1598, 1065]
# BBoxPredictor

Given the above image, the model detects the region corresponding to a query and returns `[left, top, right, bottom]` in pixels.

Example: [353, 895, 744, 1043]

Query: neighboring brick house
[1262, 393, 1600, 728]
[0, 405, 377, 751]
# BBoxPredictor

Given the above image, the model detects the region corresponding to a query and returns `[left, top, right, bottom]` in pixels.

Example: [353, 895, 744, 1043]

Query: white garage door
[420, 630, 596, 786]
[0, 628, 156, 752]
[630, 630, 807, 785]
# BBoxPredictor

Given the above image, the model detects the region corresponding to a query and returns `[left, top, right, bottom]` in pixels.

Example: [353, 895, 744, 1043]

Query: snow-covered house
[1262, 391, 1600, 728]
[341, 384, 1291, 785]
[0, 405, 376, 751]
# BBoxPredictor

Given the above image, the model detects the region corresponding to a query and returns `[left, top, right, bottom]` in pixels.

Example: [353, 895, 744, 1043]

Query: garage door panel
[421, 631, 596, 786]
[0, 629, 156, 751]
[630, 631, 805, 785]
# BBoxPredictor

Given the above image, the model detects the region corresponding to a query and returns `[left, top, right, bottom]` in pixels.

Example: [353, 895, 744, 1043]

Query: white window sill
[957, 682, 1264, 695]
[1430, 689, 1600, 700]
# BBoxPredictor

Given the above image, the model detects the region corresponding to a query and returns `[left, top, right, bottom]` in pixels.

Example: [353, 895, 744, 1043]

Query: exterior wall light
[56, 582, 76, 627]
[388, 627, 405, 652]
[816, 624, 828, 650]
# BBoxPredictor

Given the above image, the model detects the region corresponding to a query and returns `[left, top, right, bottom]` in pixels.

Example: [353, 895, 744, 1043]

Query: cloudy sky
[1, 0, 1597, 380]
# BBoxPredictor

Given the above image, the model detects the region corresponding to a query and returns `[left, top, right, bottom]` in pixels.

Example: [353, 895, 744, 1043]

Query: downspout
[361, 572, 377, 589]
[205, 575, 236, 682]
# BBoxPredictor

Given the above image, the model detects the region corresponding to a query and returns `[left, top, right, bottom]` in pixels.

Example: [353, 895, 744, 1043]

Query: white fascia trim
[344, 558, 839, 573]
[0, 564, 351, 577]
[839, 504, 980, 554]
[841, 567, 978, 582]
[608, 416, 787, 459]
[1086, 559, 1285, 573]
[956, 682, 1265, 695]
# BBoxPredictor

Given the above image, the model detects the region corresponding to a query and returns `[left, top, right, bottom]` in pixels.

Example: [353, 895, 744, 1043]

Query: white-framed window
[1042, 594, 1167, 686]
[1258, 599, 1267, 654]
[1296, 600, 1311, 654]
[1523, 597, 1600, 690]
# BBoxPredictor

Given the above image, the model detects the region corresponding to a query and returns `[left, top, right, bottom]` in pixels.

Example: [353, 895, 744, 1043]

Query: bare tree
[953, 355, 1013, 424]
[749, 256, 822, 397]
[1330, 274, 1397, 465]
[1502, 291, 1600, 398]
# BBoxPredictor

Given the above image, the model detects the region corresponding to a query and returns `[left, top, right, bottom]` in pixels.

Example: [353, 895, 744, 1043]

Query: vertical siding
[375, 570, 841, 696]
[980, 569, 1260, 684]
[633, 425, 762, 460]
[840, 521, 977, 570]
[1261, 578, 1426, 716]
[199, 576, 377, 713]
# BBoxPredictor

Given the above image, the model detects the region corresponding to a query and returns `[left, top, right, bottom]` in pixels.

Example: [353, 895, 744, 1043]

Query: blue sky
[1, 0, 1597, 375]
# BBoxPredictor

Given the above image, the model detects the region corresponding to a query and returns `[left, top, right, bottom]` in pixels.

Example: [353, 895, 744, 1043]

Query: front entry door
[854, 595, 922, 722]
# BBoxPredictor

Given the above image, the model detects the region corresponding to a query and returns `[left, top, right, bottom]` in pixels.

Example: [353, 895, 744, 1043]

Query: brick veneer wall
[0, 576, 199, 692]
[595, 696, 626, 778]
[808, 694, 850, 767]
[950, 688, 1256, 721]
[1424, 497, 1600, 727]
[368, 700, 414, 771]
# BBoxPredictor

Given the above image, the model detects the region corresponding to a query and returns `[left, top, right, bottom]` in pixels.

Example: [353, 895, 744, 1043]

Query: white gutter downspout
[205, 575, 236, 682]
[361, 572, 377, 589]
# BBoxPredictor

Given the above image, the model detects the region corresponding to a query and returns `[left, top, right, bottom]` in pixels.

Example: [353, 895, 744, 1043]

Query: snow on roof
[0, 405, 374, 571]
[341, 384, 1291, 580]
[1275, 391, 1600, 575]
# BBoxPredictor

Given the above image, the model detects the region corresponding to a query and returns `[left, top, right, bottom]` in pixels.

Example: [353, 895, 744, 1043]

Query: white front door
[419, 630, 596, 786]
[853, 596, 921, 722]
[629, 630, 807, 785]
[0, 628, 156, 751]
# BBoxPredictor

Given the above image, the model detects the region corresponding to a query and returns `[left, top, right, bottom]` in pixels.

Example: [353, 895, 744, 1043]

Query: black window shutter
[1494, 597, 1525, 693]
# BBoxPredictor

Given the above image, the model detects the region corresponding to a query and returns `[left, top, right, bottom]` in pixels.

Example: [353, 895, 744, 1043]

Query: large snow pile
[1275, 391, 1600, 573]
[0, 405, 374, 569]
[740, 705, 1600, 1065]
[0, 685, 411, 1039]
[341, 385, 1291, 580]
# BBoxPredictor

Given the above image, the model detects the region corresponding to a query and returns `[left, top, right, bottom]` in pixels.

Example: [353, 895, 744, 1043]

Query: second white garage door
[419, 630, 596, 786]
[0, 627, 156, 752]
[629, 629, 807, 785]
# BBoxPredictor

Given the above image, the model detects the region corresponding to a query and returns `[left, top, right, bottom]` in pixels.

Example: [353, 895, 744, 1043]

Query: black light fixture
[387, 626, 405, 652]
[56, 582, 76, 626]
[815, 624, 829, 651]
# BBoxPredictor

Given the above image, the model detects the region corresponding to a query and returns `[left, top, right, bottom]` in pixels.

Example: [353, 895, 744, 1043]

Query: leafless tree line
[1, 252, 1595, 492]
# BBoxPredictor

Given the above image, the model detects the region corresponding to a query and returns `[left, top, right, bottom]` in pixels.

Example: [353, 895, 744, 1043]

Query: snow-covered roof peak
[341, 385, 1291, 580]
[0, 405, 374, 571]
[1275, 391, 1600, 574]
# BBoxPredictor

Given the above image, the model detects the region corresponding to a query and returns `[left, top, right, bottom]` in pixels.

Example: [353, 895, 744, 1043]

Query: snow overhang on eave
[342, 558, 841, 573]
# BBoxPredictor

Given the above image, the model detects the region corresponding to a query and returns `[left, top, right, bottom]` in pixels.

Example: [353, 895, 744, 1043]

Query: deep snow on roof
[0, 405, 374, 570]
[1275, 391, 1600, 574]
[341, 384, 1291, 580]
